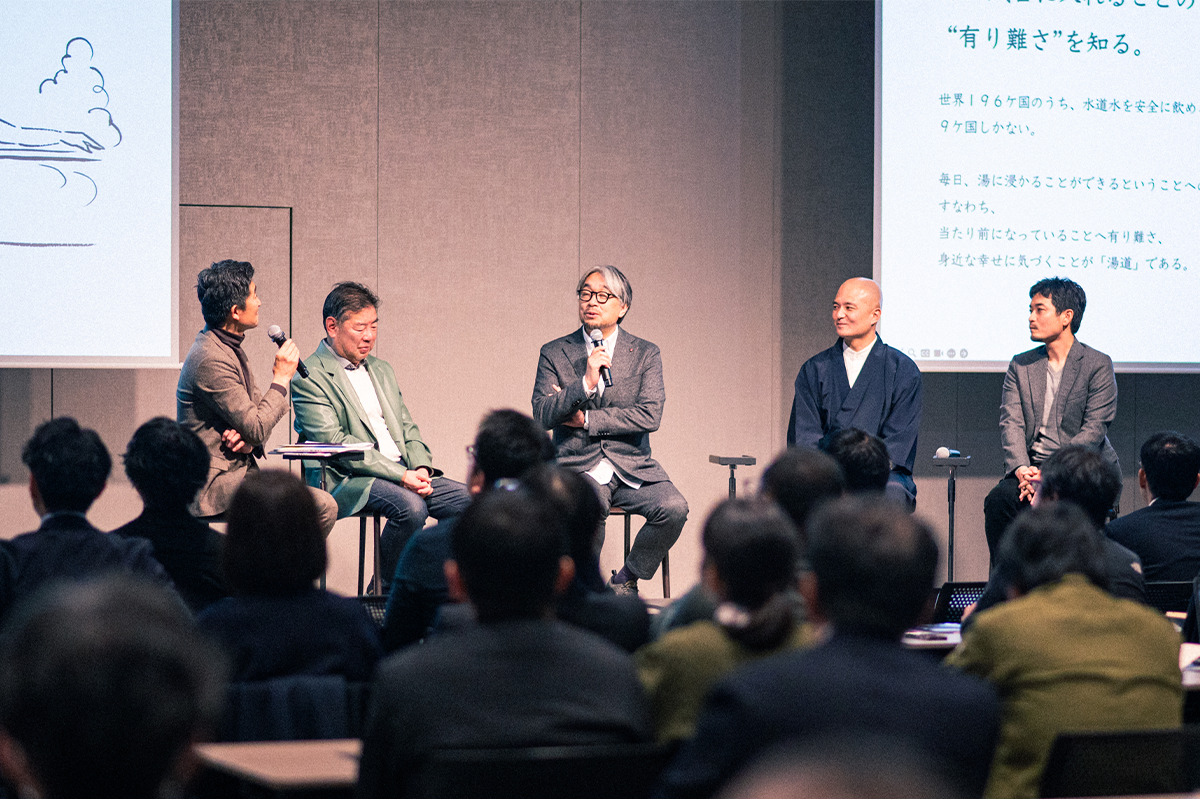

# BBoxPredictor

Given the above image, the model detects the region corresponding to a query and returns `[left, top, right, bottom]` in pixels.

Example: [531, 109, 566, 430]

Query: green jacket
[945, 574, 1182, 798]
[291, 341, 437, 517]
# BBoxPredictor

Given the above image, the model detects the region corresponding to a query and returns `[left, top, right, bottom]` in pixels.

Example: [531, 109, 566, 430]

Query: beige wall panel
[376, 0, 582, 484]
[180, 0, 379, 356]
[581, 2, 779, 594]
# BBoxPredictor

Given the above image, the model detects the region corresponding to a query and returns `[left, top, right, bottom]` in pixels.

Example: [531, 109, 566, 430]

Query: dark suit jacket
[111, 507, 228, 614]
[177, 328, 290, 517]
[532, 327, 670, 483]
[658, 631, 1000, 797]
[1106, 499, 1200, 582]
[1, 513, 175, 620]
[1000, 339, 1118, 474]
[357, 617, 653, 795]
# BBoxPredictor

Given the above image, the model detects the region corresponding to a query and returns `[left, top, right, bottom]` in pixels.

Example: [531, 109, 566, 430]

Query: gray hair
[577, 265, 633, 311]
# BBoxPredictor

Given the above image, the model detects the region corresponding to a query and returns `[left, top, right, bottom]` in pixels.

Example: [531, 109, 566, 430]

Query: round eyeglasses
[578, 289, 620, 304]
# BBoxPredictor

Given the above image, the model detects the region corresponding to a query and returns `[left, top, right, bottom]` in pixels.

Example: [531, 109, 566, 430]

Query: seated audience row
[1, 411, 1197, 798]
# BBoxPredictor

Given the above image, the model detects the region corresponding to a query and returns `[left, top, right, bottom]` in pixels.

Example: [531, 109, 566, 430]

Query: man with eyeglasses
[787, 277, 922, 509]
[532, 265, 689, 596]
[291, 281, 470, 591]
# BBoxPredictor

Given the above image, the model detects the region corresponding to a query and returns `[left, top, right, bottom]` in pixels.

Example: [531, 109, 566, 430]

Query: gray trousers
[590, 474, 688, 580]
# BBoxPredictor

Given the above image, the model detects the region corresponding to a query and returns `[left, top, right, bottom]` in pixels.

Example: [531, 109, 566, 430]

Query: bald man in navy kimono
[787, 278, 922, 508]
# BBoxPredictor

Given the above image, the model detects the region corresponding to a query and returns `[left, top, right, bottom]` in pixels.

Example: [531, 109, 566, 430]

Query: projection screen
[877, 0, 1198, 372]
[0, 0, 177, 368]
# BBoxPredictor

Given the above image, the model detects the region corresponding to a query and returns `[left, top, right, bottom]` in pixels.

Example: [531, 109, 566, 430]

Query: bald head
[832, 278, 881, 349]
[840, 277, 881, 306]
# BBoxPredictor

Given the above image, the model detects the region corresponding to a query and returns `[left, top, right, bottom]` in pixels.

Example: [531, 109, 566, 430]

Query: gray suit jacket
[177, 328, 289, 517]
[999, 339, 1118, 475]
[532, 328, 670, 483]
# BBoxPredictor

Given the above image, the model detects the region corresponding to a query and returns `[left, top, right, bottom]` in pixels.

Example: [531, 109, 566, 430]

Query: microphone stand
[933, 452, 971, 581]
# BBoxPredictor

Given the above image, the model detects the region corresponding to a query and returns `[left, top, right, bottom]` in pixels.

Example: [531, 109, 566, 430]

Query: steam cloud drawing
[1, 37, 123, 247]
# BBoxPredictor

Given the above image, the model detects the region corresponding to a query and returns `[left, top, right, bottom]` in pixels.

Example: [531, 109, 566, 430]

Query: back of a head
[521, 464, 606, 592]
[451, 487, 565, 623]
[702, 498, 799, 611]
[473, 409, 555, 487]
[995, 502, 1108, 594]
[1039, 444, 1121, 528]
[123, 417, 211, 510]
[806, 496, 938, 638]
[22, 417, 111, 513]
[819, 428, 890, 494]
[0, 577, 226, 797]
[761, 447, 845, 543]
[1140, 431, 1200, 502]
[223, 470, 326, 596]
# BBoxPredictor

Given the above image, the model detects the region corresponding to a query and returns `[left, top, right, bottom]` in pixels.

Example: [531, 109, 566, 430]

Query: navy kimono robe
[787, 337, 923, 500]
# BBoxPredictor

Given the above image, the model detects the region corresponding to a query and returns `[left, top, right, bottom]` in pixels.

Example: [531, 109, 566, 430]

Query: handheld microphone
[266, 325, 309, 378]
[589, 329, 613, 387]
[934, 446, 961, 458]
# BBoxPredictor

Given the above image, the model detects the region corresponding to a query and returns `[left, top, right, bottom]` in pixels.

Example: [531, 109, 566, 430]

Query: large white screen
[879, 0, 1198, 371]
[0, 0, 176, 367]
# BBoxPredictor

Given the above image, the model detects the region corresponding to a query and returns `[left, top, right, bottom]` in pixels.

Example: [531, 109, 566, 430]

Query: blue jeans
[364, 475, 471, 585]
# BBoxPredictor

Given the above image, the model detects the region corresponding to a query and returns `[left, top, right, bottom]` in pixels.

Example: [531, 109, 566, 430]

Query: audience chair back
[1145, 580, 1193, 614]
[1039, 727, 1195, 797]
[219, 675, 371, 742]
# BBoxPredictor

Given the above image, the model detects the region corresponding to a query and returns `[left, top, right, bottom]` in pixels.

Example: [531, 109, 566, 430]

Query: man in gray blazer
[532, 265, 688, 595]
[177, 259, 337, 532]
[983, 277, 1118, 558]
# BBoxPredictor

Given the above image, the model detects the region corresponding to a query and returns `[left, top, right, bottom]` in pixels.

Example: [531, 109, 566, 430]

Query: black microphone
[589, 329, 613, 387]
[266, 325, 309, 378]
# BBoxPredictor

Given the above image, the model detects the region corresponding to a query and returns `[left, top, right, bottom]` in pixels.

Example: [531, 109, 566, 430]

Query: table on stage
[194, 738, 360, 796]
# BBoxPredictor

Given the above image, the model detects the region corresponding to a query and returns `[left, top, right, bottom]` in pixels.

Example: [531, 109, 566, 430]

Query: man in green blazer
[291, 282, 469, 586]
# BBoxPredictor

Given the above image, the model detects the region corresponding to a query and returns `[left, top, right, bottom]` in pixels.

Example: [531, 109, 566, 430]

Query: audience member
[197, 470, 381, 682]
[382, 409, 554, 651]
[658, 497, 999, 797]
[652, 447, 843, 638]
[524, 464, 651, 652]
[636, 498, 812, 742]
[0, 418, 174, 621]
[946, 502, 1182, 798]
[357, 486, 652, 794]
[1106, 430, 1200, 581]
[112, 416, 229, 614]
[969, 443, 1144, 621]
[0, 577, 226, 798]
[723, 734, 955, 799]
[819, 427, 890, 495]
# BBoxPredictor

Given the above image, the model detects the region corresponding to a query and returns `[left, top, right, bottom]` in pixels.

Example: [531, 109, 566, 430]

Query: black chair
[404, 741, 676, 798]
[1145, 580, 1194, 614]
[218, 675, 371, 742]
[930, 581, 987, 624]
[1040, 727, 1194, 797]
